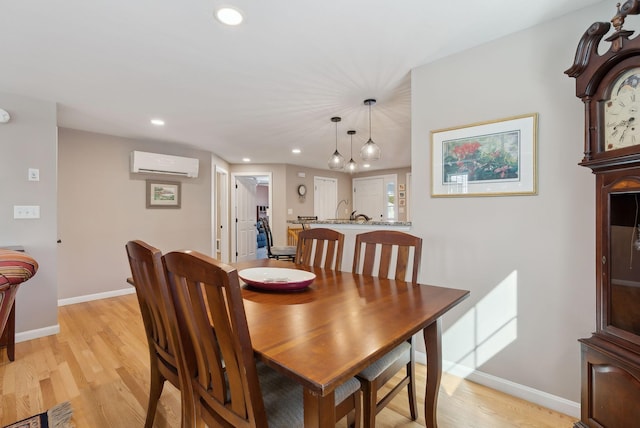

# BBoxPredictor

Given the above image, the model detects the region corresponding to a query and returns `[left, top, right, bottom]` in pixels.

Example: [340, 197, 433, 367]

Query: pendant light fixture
[328, 116, 345, 170]
[347, 130, 357, 173]
[361, 98, 381, 161]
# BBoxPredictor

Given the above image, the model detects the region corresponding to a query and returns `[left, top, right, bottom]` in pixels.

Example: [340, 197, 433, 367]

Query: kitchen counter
[288, 219, 411, 228]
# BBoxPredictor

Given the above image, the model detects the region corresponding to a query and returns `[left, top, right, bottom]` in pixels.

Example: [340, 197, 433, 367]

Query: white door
[235, 176, 257, 262]
[353, 177, 385, 221]
[313, 176, 337, 220]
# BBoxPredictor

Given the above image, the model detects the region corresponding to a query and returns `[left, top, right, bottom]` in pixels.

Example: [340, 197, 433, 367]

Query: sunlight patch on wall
[441, 270, 518, 395]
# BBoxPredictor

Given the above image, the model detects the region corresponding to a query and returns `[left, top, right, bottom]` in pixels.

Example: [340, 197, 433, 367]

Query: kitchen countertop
[288, 219, 412, 227]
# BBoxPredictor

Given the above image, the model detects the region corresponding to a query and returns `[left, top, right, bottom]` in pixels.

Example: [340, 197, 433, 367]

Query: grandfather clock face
[604, 68, 640, 150]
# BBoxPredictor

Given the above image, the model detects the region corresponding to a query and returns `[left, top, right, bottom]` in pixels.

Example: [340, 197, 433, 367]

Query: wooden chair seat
[258, 362, 361, 426]
[356, 342, 411, 381]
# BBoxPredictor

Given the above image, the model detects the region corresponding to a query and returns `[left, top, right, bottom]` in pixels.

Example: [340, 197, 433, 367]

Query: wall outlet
[14, 205, 40, 219]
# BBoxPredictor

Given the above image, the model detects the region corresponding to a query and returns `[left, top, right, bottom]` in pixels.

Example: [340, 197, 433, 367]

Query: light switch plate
[14, 205, 40, 219]
[28, 168, 40, 181]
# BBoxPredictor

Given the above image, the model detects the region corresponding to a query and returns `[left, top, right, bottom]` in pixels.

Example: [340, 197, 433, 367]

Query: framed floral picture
[431, 113, 538, 197]
[146, 180, 181, 208]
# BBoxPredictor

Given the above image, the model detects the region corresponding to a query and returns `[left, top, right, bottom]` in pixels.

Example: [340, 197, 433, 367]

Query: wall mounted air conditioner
[130, 151, 199, 178]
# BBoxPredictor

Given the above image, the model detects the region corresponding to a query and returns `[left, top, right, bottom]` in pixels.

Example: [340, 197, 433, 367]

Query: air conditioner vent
[130, 151, 199, 178]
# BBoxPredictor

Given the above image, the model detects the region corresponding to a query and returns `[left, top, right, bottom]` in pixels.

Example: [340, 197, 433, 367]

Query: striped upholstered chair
[0, 249, 38, 361]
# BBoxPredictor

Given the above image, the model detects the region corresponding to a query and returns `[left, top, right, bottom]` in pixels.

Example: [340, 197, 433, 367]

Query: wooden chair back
[296, 228, 345, 270]
[161, 250, 268, 428]
[125, 240, 192, 428]
[352, 230, 423, 283]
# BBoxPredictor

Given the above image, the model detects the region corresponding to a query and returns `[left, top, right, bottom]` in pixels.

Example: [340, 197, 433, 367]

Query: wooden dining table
[233, 259, 470, 428]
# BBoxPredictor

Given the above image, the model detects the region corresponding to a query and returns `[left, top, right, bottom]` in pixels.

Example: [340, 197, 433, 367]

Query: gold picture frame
[431, 113, 538, 197]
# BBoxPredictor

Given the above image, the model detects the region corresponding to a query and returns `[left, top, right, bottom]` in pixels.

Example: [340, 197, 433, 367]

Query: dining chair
[352, 230, 423, 428]
[161, 249, 362, 428]
[259, 217, 297, 261]
[125, 240, 192, 428]
[295, 227, 344, 270]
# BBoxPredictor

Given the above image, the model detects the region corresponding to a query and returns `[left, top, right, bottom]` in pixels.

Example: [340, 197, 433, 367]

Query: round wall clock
[297, 184, 307, 197]
[604, 67, 640, 150]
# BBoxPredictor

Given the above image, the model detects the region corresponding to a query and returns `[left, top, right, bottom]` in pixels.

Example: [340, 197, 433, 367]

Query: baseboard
[58, 286, 136, 307]
[15, 287, 136, 343]
[415, 351, 580, 418]
[16, 324, 60, 343]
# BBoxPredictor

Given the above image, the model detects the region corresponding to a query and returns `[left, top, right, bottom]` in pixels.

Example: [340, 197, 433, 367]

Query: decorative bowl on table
[238, 267, 315, 291]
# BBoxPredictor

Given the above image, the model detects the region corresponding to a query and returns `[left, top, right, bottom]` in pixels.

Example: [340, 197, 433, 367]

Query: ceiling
[1, 0, 604, 172]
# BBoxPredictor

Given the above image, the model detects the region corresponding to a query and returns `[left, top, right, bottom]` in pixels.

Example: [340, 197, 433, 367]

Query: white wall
[411, 2, 611, 407]
[0, 93, 59, 335]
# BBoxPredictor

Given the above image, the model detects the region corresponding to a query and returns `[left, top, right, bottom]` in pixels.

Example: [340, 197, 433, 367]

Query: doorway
[231, 172, 272, 262]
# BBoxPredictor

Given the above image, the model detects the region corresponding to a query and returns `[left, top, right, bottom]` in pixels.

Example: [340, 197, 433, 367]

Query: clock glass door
[604, 68, 640, 151]
[608, 191, 640, 337]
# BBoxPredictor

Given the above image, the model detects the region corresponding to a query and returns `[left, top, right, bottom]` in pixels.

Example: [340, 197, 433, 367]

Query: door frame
[230, 171, 272, 262]
[212, 164, 229, 262]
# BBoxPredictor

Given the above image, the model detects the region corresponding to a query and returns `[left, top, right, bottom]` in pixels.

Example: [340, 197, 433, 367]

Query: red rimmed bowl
[238, 267, 315, 291]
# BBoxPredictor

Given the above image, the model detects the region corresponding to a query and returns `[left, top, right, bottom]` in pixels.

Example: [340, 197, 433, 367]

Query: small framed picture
[146, 180, 181, 208]
[398, 184, 406, 191]
[398, 191, 406, 199]
[399, 198, 406, 206]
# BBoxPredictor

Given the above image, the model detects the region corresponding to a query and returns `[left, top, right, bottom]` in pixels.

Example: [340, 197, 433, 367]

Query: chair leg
[407, 360, 418, 420]
[145, 361, 165, 428]
[351, 389, 362, 428]
[361, 380, 377, 428]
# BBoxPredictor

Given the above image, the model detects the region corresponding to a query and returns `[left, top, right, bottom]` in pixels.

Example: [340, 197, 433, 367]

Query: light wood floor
[0, 294, 577, 427]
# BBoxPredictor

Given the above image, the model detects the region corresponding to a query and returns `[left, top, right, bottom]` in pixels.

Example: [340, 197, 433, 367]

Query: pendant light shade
[347, 130, 357, 173]
[328, 116, 345, 170]
[361, 98, 381, 161]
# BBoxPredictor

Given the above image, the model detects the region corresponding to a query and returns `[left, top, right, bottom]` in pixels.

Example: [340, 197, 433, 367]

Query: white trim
[58, 286, 136, 307]
[213, 164, 230, 262]
[415, 351, 580, 418]
[15, 288, 136, 343]
[16, 324, 60, 343]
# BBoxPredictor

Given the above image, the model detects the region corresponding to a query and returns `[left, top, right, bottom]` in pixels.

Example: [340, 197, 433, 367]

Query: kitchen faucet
[350, 210, 371, 221]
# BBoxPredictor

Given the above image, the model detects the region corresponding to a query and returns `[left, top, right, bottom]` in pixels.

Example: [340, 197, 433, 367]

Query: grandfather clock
[566, 2, 640, 427]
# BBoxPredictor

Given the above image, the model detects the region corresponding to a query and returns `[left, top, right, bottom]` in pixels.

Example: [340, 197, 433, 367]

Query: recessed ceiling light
[242, 157, 251, 162]
[215, 7, 243, 26]
[150, 119, 165, 126]
[363, 164, 371, 168]
[292, 148, 301, 154]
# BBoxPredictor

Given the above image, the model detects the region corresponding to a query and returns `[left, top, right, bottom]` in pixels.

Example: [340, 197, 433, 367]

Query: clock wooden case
[566, 2, 640, 427]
